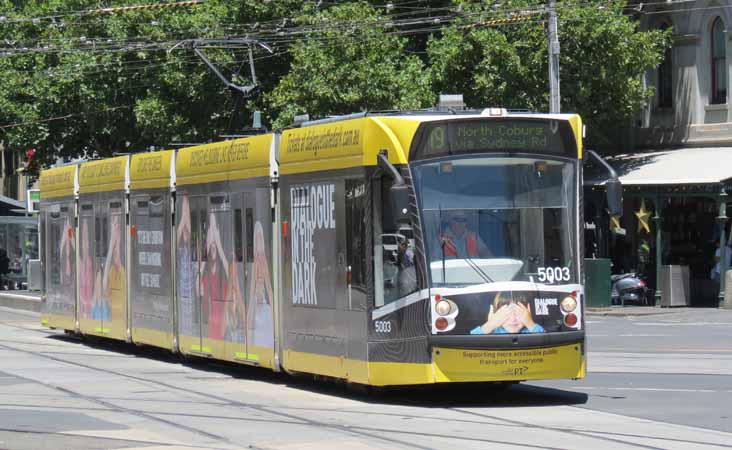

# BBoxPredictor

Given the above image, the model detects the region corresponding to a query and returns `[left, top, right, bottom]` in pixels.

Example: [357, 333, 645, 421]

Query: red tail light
[435, 317, 448, 330]
[564, 313, 578, 327]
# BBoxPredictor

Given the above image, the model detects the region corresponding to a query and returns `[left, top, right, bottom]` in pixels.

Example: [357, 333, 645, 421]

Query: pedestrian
[710, 240, 732, 282]
[0, 249, 9, 290]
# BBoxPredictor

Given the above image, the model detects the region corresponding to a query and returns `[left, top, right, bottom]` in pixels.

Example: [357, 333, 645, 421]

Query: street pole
[548, 0, 561, 113]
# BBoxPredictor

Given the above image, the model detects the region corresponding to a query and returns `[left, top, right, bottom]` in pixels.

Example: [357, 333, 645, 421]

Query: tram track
[0, 426, 227, 450]
[447, 401, 732, 449]
[0, 337, 440, 450]
[0, 345, 237, 448]
[4, 320, 732, 450]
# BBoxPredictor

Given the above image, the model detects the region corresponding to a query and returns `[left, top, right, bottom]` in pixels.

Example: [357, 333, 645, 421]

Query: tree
[0, 0, 302, 164]
[265, 2, 434, 128]
[427, 0, 671, 149]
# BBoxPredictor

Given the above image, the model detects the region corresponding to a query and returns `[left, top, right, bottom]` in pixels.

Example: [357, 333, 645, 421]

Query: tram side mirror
[389, 183, 410, 226]
[606, 179, 623, 217]
[378, 151, 410, 232]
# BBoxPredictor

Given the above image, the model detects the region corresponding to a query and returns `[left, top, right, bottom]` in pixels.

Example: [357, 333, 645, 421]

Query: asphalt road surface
[0, 306, 731, 450]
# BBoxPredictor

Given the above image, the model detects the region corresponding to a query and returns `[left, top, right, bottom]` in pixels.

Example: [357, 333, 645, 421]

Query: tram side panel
[129, 190, 174, 349]
[279, 169, 370, 382]
[40, 200, 77, 331]
[175, 182, 231, 358]
[228, 178, 276, 368]
[77, 191, 128, 340]
[367, 174, 434, 386]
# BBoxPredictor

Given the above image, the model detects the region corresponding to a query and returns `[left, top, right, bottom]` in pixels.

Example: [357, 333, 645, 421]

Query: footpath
[0, 290, 41, 312]
[0, 290, 721, 317]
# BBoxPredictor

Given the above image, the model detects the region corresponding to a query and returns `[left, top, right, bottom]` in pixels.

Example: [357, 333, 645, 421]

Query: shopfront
[587, 147, 732, 307]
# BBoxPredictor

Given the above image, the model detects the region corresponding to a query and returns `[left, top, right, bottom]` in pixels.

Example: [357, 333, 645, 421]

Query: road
[0, 306, 731, 450]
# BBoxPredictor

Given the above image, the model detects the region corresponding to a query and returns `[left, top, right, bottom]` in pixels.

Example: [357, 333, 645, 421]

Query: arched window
[711, 17, 726, 104]
[658, 22, 673, 108]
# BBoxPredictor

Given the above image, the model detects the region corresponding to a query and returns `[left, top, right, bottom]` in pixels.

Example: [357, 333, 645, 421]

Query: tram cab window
[379, 178, 417, 305]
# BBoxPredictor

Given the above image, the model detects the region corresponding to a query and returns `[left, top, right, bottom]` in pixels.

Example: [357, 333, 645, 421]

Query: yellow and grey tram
[41, 110, 605, 386]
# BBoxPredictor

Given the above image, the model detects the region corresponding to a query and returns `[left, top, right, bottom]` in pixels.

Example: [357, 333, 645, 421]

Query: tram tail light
[564, 313, 578, 327]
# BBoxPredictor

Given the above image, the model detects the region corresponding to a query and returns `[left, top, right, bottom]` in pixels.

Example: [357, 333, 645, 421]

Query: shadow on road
[47, 332, 588, 408]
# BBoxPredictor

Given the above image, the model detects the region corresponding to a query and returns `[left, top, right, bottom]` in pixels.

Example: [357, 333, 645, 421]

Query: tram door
[105, 199, 127, 339]
[188, 195, 207, 353]
[228, 192, 252, 361]
[93, 201, 108, 334]
[78, 203, 96, 331]
[203, 193, 233, 356]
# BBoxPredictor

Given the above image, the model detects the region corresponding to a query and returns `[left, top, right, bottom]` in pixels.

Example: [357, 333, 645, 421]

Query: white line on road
[633, 322, 732, 326]
[574, 386, 731, 393]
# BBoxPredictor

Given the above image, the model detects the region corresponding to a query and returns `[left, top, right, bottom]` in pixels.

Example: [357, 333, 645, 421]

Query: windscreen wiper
[462, 253, 494, 284]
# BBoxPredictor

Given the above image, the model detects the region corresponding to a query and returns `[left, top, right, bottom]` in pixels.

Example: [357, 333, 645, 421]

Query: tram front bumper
[431, 342, 585, 383]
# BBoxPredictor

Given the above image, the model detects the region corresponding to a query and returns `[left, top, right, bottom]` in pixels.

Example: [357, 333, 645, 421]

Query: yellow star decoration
[635, 200, 652, 234]
[610, 215, 622, 231]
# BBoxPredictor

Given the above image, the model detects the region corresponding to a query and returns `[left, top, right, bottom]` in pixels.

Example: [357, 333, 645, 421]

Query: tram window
[191, 208, 199, 262]
[149, 195, 164, 217]
[246, 208, 254, 263]
[102, 216, 109, 257]
[234, 209, 243, 262]
[95, 217, 101, 257]
[346, 180, 366, 288]
[200, 210, 208, 261]
[137, 200, 149, 209]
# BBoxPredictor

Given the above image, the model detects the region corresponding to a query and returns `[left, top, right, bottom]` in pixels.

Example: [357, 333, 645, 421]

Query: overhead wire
[0, 0, 676, 131]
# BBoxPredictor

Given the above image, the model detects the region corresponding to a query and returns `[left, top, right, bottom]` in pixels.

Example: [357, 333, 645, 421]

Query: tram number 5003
[537, 267, 571, 284]
[374, 320, 392, 333]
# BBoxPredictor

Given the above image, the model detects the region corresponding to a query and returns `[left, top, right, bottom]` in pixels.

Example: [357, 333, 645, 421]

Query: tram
[40, 109, 617, 386]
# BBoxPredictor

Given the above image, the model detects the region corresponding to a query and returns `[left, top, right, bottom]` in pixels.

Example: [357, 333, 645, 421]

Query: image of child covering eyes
[470, 293, 545, 335]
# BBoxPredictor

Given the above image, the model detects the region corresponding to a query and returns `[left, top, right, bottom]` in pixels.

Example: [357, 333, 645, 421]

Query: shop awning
[608, 147, 732, 186]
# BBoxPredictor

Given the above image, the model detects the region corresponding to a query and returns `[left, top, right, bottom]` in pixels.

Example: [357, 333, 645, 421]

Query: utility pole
[548, 0, 561, 113]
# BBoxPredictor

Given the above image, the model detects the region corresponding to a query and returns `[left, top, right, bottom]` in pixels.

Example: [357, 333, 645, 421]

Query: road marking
[632, 322, 732, 326]
[574, 386, 732, 393]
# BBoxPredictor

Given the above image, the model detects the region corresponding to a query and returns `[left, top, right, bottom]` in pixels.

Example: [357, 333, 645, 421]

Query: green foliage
[0, 0, 670, 163]
[265, 2, 434, 129]
[428, 0, 671, 147]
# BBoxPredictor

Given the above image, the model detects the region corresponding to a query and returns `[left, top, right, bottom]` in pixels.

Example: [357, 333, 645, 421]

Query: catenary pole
[548, 0, 560, 113]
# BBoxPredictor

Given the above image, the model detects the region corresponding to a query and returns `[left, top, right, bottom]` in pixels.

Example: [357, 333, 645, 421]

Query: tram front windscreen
[411, 155, 581, 335]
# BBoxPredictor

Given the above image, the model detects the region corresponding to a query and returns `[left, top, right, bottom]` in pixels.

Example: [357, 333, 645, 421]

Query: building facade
[599, 1, 732, 307]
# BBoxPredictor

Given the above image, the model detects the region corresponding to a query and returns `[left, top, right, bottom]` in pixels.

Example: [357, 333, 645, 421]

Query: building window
[712, 17, 726, 104]
[658, 23, 673, 108]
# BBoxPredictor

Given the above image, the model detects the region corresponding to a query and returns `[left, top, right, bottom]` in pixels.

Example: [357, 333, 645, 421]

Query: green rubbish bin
[584, 258, 611, 307]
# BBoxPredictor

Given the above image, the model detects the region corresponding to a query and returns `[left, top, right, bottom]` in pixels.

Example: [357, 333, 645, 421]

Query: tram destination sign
[415, 118, 578, 159]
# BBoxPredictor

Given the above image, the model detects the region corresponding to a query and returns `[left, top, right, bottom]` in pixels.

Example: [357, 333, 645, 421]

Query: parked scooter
[611, 272, 649, 305]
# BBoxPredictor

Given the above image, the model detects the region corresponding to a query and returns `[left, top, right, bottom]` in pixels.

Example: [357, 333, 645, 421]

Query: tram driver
[435, 210, 492, 260]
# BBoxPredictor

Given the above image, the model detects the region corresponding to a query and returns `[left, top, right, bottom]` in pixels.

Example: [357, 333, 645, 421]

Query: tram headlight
[435, 299, 452, 316]
[560, 296, 577, 313]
